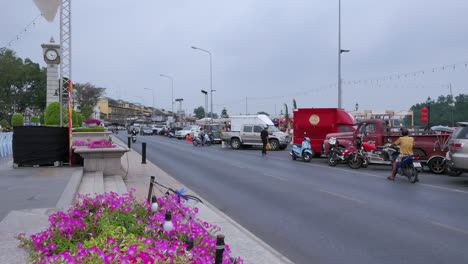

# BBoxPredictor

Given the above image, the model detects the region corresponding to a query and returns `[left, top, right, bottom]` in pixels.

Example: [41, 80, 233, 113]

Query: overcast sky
[1, 0, 468, 116]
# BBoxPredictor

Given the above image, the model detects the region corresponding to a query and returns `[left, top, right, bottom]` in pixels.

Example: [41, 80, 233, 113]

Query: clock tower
[41, 37, 61, 106]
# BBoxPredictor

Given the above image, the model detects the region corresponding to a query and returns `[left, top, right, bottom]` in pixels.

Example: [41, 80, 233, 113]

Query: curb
[55, 168, 83, 211]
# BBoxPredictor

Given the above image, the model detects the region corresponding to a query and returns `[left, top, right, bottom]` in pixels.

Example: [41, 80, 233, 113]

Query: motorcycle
[131, 134, 137, 143]
[327, 137, 355, 166]
[168, 131, 176, 138]
[347, 134, 369, 169]
[384, 146, 421, 183]
[193, 133, 212, 146]
[290, 137, 313, 162]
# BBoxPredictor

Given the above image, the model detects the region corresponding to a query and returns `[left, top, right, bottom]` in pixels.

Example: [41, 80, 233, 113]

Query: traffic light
[421, 107, 428, 123]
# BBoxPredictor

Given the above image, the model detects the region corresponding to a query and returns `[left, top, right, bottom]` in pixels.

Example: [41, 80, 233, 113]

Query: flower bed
[73, 139, 116, 149]
[17, 191, 243, 264]
[84, 119, 102, 126]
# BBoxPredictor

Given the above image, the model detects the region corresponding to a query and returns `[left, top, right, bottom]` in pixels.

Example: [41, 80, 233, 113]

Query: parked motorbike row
[326, 135, 421, 183]
[192, 132, 214, 147]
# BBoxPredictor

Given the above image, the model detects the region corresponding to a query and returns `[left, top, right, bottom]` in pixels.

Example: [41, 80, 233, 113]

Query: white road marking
[263, 173, 288, 181]
[319, 189, 367, 204]
[431, 221, 468, 236]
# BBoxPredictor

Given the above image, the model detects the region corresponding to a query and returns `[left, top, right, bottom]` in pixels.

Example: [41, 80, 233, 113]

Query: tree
[293, 99, 297, 110]
[193, 106, 205, 119]
[11, 113, 24, 127]
[207, 112, 219, 119]
[404, 94, 468, 127]
[257, 111, 270, 116]
[284, 103, 290, 130]
[221, 108, 229, 118]
[0, 48, 46, 121]
[73, 82, 105, 119]
[30, 116, 40, 123]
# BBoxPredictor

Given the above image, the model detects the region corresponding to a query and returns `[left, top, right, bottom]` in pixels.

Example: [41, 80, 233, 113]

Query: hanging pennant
[33, 0, 61, 22]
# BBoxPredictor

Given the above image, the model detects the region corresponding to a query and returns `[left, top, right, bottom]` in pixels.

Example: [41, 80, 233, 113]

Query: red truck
[293, 108, 356, 154]
[324, 119, 449, 174]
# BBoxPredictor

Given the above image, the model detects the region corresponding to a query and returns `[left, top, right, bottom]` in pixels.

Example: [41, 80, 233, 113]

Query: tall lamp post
[338, 0, 350, 109]
[160, 74, 174, 115]
[426, 97, 433, 130]
[201, 90, 208, 117]
[191, 46, 215, 120]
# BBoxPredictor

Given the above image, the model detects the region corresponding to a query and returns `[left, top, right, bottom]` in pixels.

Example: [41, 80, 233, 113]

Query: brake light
[451, 143, 464, 149]
[413, 156, 419, 160]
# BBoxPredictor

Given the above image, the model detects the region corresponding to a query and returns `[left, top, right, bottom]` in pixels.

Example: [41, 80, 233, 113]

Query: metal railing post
[142, 142, 147, 164]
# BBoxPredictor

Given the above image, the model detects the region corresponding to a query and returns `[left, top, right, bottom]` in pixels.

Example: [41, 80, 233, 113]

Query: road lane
[117, 134, 468, 264]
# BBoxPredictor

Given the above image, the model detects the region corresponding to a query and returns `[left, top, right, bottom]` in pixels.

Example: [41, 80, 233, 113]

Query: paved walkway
[0, 157, 77, 221]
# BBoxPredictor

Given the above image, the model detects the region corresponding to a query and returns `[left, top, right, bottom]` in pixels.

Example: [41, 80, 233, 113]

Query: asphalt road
[117, 133, 468, 264]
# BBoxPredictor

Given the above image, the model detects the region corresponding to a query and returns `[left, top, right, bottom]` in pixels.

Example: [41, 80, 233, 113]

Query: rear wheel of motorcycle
[407, 164, 419, 183]
[428, 157, 445, 174]
[303, 152, 312, 162]
[327, 154, 337, 166]
[348, 154, 362, 169]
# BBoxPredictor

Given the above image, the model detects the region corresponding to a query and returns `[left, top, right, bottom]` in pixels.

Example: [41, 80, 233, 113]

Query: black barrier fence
[13, 126, 68, 166]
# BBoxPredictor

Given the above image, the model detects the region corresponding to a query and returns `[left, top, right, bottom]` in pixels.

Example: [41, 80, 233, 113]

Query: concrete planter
[73, 146, 130, 178]
[72, 132, 111, 142]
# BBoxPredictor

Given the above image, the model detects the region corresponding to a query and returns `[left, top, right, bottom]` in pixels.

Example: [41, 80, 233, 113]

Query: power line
[2, 14, 43, 49]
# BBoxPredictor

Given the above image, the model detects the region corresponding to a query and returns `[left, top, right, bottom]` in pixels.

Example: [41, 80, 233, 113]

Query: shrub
[76, 113, 85, 127]
[30, 116, 40, 123]
[72, 110, 81, 128]
[74, 127, 105, 132]
[0, 119, 9, 128]
[11, 113, 24, 127]
[45, 102, 68, 126]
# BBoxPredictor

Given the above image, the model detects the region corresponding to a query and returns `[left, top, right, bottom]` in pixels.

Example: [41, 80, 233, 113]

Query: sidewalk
[0, 156, 83, 264]
[115, 136, 294, 264]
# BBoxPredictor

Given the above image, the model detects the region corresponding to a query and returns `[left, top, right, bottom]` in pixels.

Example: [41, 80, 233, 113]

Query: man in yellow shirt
[388, 128, 414, 180]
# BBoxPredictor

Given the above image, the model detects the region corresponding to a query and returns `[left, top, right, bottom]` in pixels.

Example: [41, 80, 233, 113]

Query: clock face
[46, 49, 58, 61]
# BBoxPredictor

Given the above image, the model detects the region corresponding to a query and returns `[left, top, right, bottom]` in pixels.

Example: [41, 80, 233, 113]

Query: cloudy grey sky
[2, 0, 468, 116]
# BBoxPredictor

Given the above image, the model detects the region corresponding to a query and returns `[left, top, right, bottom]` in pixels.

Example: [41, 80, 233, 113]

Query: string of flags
[2, 14, 42, 49]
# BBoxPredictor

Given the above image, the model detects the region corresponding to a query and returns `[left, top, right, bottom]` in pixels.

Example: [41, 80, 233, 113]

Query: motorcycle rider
[388, 128, 414, 181]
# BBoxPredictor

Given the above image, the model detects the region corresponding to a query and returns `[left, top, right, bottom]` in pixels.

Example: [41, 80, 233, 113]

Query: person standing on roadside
[261, 125, 269, 156]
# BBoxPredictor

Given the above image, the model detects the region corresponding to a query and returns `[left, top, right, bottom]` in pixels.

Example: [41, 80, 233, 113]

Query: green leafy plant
[30, 116, 40, 123]
[11, 113, 24, 127]
[44, 102, 67, 126]
[0, 119, 9, 128]
[74, 127, 105, 132]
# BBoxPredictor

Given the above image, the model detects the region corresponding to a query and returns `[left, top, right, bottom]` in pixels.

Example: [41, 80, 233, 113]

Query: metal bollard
[127, 137, 131, 148]
[147, 176, 155, 203]
[214, 234, 225, 264]
[142, 142, 147, 164]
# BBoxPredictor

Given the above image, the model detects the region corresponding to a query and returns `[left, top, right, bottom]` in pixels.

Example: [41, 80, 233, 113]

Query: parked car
[152, 125, 167, 135]
[140, 127, 154, 136]
[445, 122, 468, 176]
[175, 125, 201, 139]
[221, 115, 290, 150]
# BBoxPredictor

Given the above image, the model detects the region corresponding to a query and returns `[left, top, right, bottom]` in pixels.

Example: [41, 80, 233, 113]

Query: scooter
[131, 134, 137, 143]
[193, 133, 212, 146]
[168, 131, 176, 138]
[290, 137, 313, 162]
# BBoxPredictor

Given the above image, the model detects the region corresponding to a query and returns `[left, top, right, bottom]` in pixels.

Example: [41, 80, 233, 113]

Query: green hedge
[11, 113, 24, 126]
[0, 119, 9, 128]
[30, 116, 40, 123]
[45, 102, 67, 126]
[74, 127, 105, 132]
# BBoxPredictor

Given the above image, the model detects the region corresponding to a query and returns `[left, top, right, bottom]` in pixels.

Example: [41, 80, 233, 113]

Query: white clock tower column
[41, 37, 61, 107]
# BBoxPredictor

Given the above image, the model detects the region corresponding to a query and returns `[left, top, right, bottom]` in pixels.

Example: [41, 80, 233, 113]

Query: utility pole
[337, 0, 350, 109]
[450, 83, 454, 127]
[245, 97, 248, 115]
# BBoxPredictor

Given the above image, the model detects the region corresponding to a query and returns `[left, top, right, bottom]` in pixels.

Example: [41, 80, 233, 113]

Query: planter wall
[74, 146, 130, 178]
[72, 131, 111, 143]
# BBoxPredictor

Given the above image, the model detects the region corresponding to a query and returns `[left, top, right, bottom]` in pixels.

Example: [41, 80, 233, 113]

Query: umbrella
[430, 126, 453, 133]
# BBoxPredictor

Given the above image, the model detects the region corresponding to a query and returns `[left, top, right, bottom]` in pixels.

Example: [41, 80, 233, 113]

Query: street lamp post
[426, 97, 433, 130]
[338, 0, 350, 109]
[201, 90, 208, 117]
[191, 46, 214, 120]
[160, 74, 174, 115]
[355, 103, 359, 111]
